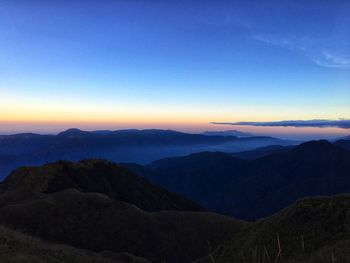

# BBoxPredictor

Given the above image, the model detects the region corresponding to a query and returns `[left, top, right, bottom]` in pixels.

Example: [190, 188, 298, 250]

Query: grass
[196, 195, 350, 263]
[204, 233, 350, 263]
[0, 225, 150, 263]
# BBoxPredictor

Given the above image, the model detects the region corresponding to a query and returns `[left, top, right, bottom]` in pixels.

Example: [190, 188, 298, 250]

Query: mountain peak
[1, 159, 203, 212]
[293, 140, 338, 154]
[57, 128, 90, 137]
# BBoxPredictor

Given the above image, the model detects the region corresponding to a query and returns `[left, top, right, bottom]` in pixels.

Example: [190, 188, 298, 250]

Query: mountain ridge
[126, 140, 350, 220]
[1, 159, 203, 212]
[0, 128, 296, 180]
[0, 159, 245, 263]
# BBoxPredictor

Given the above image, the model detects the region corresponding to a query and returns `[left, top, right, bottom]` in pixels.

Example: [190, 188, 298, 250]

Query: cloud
[252, 34, 309, 51]
[252, 34, 350, 69]
[212, 119, 350, 129]
[315, 52, 350, 69]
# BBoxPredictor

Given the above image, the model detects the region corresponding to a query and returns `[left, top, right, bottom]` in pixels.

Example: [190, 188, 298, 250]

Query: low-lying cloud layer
[212, 119, 350, 129]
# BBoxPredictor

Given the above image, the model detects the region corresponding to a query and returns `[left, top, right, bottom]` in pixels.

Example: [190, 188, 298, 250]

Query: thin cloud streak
[252, 34, 350, 69]
[212, 119, 350, 129]
[316, 51, 350, 69]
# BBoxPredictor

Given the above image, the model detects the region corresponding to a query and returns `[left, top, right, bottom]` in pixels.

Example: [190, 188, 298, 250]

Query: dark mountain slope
[238, 140, 350, 219]
[334, 139, 350, 150]
[198, 195, 350, 263]
[145, 152, 247, 210]
[0, 189, 245, 263]
[1, 159, 202, 212]
[0, 225, 150, 263]
[129, 140, 350, 220]
[0, 160, 245, 263]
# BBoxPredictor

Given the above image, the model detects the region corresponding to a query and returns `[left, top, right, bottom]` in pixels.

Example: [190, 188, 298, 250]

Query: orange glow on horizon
[1, 97, 349, 137]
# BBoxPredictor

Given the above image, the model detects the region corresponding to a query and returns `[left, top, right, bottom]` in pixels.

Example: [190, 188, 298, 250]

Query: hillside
[197, 195, 350, 263]
[127, 140, 350, 220]
[1, 159, 202, 212]
[0, 225, 150, 263]
[334, 139, 350, 151]
[0, 160, 245, 263]
[1, 157, 350, 262]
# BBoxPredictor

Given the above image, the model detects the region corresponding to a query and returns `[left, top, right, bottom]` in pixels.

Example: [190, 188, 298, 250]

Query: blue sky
[0, 0, 349, 137]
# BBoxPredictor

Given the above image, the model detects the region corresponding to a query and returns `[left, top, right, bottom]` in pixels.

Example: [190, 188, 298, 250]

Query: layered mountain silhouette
[0, 160, 245, 263]
[202, 130, 253, 137]
[126, 140, 350, 220]
[0, 129, 295, 180]
[1, 157, 350, 262]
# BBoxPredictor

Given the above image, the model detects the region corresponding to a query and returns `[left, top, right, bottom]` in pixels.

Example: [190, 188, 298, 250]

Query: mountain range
[0, 159, 350, 262]
[0, 128, 296, 180]
[125, 140, 350, 220]
[201, 130, 253, 137]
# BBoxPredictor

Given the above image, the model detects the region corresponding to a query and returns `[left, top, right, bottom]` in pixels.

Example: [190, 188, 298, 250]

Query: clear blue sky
[0, 0, 349, 137]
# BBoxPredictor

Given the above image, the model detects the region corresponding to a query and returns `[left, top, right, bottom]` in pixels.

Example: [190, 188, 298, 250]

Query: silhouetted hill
[128, 140, 350, 220]
[0, 129, 295, 180]
[334, 139, 350, 151]
[197, 195, 350, 263]
[1, 159, 202, 212]
[0, 160, 245, 263]
[57, 128, 92, 137]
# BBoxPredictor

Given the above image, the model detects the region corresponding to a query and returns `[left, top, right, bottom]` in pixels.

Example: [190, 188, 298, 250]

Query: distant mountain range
[0, 128, 296, 180]
[202, 130, 253, 137]
[1, 159, 350, 262]
[125, 140, 350, 220]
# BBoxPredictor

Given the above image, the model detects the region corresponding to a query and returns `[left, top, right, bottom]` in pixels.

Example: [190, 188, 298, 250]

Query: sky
[0, 0, 349, 138]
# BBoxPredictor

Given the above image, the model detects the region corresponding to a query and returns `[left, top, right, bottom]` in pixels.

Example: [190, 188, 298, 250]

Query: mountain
[231, 144, 294, 160]
[202, 130, 253, 137]
[334, 139, 350, 151]
[0, 160, 245, 263]
[1, 157, 350, 262]
[126, 140, 350, 220]
[1, 159, 202, 212]
[197, 195, 350, 263]
[57, 128, 92, 137]
[0, 128, 295, 180]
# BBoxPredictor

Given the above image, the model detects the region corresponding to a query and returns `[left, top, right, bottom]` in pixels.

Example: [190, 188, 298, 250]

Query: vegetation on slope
[197, 195, 350, 263]
[0, 225, 149, 263]
[0, 160, 245, 263]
